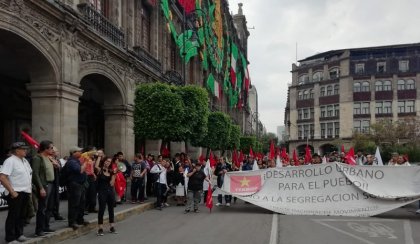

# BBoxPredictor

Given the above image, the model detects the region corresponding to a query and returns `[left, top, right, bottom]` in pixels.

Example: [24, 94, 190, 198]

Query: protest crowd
[0, 139, 417, 243]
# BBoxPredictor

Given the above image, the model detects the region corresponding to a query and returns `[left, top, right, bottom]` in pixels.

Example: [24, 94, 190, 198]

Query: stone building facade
[0, 0, 251, 159]
[285, 43, 420, 155]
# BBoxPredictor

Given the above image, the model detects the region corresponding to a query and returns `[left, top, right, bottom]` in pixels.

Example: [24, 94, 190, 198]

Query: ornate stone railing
[132, 46, 162, 72]
[164, 70, 185, 86]
[77, 3, 125, 48]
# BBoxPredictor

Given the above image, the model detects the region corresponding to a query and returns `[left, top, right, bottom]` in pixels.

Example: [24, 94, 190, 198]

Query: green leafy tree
[177, 85, 209, 146]
[203, 112, 231, 150]
[228, 124, 241, 150]
[240, 136, 256, 154]
[134, 83, 186, 141]
[259, 132, 278, 154]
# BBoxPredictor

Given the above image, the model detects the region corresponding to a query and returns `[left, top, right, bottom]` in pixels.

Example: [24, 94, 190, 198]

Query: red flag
[178, 0, 195, 14]
[209, 151, 216, 167]
[206, 184, 213, 212]
[20, 131, 39, 149]
[232, 149, 239, 167]
[238, 151, 244, 164]
[269, 140, 275, 160]
[345, 147, 356, 165]
[305, 146, 312, 164]
[293, 149, 299, 166]
[281, 148, 289, 162]
[199, 154, 205, 163]
[341, 145, 346, 154]
[249, 147, 254, 158]
[161, 143, 170, 158]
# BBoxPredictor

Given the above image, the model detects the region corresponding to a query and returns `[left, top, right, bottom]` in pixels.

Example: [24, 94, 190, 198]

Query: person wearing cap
[65, 146, 88, 230]
[0, 142, 32, 243]
[32, 140, 57, 236]
[388, 152, 399, 166]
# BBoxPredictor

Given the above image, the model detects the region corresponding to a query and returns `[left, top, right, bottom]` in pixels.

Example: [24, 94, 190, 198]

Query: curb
[26, 202, 155, 244]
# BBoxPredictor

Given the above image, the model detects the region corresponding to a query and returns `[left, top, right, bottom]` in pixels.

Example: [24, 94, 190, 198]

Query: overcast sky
[227, 0, 420, 134]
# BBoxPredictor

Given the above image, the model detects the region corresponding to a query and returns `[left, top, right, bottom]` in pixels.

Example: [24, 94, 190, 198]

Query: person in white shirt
[150, 159, 167, 210]
[0, 142, 32, 243]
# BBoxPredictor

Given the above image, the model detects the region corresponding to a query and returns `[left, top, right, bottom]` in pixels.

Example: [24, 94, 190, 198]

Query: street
[60, 199, 420, 244]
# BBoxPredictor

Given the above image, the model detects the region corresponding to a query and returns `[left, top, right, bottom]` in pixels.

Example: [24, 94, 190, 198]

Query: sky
[227, 0, 420, 134]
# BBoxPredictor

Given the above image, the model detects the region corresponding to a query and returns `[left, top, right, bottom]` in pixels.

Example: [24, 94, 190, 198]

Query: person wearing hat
[388, 152, 399, 166]
[65, 146, 88, 230]
[0, 142, 32, 243]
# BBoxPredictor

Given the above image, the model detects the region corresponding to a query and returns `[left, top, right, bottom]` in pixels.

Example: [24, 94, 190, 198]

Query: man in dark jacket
[65, 146, 88, 230]
[185, 163, 208, 213]
[214, 157, 232, 206]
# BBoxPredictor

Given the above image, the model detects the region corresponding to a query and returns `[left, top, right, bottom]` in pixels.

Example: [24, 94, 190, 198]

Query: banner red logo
[230, 175, 261, 193]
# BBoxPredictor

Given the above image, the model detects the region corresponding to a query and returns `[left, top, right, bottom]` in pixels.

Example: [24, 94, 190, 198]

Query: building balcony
[132, 47, 162, 73]
[397, 89, 416, 99]
[319, 95, 339, 105]
[164, 70, 185, 86]
[375, 91, 393, 100]
[77, 3, 125, 47]
[353, 92, 371, 101]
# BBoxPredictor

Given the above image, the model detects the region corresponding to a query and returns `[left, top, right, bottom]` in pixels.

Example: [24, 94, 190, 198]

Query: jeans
[97, 187, 115, 225]
[217, 194, 232, 204]
[36, 183, 54, 233]
[186, 190, 202, 211]
[5, 192, 29, 242]
[154, 183, 167, 208]
[67, 181, 86, 226]
[130, 177, 144, 202]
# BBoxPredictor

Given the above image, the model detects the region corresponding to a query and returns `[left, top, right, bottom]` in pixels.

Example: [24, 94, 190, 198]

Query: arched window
[309, 89, 314, 99]
[329, 67, 340, 79]
[298, 74, 308, 85]
[406, 79, 415, 90]
[326, 85, 333, 96]
[298, 91, 303, 100]
[361, 81, 370, 92]
[375, 81, 383, 91]
[383, 80, 391, 91]
[353, 82, 361, 92]
[397, 80, 405, 90]
[303, 90, 309, 99]
[312, 71, 323, 82]
[320, 87, 326, 97]
[333, 84, 339, 95]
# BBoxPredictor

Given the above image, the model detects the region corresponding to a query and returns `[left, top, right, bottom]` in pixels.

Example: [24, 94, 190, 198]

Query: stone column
[27, 82, 83, 156]
[103, 105, 135, 160]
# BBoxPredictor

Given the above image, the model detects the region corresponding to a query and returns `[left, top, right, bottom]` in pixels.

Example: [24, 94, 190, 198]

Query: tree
[228, 124, 241, 150]
[259, 132, 278, 154]
[177, 85, 209, 146]
[134, 83, 186, 141]
[203, 112, 231, 150]
[240, 136, 256, 154]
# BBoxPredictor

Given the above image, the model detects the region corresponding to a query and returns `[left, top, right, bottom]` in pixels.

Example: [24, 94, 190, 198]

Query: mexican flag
[230, 42, 238, 88]
[207, 73, 221, 99]
[241, 53, 250, 94]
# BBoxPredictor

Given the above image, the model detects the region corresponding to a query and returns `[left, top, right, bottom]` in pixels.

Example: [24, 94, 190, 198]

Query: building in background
[276, 126, 286, 143]
[285, 43, 420, 155]
[0, 0, 253, 159]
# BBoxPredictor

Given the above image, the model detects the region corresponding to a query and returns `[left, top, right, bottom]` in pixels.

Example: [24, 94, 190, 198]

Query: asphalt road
[60, 199, 420, 244]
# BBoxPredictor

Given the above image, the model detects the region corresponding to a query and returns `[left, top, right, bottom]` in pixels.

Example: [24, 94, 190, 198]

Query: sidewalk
[0, 198, 155, 244]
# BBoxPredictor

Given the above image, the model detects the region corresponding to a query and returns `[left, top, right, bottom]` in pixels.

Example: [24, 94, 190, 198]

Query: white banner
[221, 163, 420, 216]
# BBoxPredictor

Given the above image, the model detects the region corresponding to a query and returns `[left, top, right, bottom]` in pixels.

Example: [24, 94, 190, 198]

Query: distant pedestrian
[130, 153, 147, 203]
[0, 142, 32, 243]
[185, 163, 208, 213]
[65, 146, 88, 230]
[94, 156, 117, 236]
